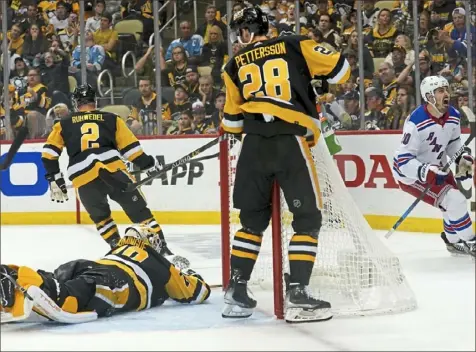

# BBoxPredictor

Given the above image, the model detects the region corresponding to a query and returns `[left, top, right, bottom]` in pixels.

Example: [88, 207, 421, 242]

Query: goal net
[220, 135, 417, 319]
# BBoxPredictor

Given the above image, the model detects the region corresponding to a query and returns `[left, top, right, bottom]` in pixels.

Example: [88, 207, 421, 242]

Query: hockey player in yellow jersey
[41, 84, 172, 254]
[0, 226, 210, 324]
[221, 6, 350, 323]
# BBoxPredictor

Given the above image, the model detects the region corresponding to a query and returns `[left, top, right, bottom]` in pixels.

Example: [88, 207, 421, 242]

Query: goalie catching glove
[45, 172, 69, 202]
[455, 149, 474, 181]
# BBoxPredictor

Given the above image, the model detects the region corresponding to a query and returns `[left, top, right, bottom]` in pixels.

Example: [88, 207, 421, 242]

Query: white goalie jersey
[393, 105, 463, 185]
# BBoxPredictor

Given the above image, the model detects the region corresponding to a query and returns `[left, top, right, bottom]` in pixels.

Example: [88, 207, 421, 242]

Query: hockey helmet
[72, 84, 96, 110]
[420, 75, 449, 103]
[230, 5, 269, 44]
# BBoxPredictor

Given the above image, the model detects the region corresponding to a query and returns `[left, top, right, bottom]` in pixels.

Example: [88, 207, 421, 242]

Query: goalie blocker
[0, 226, 210, 324]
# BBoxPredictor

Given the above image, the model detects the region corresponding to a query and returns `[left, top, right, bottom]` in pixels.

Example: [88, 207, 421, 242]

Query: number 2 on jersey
[81, 122, 100, 151]
[238, 58, 291, 101]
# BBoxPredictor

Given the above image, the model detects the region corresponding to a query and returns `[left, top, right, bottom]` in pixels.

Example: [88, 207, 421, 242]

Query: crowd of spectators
[0, 0, 475, 140]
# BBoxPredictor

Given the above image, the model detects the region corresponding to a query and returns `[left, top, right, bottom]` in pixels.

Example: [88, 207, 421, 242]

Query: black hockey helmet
[229, 5, 269, 44]
[72, 84, 96, 110]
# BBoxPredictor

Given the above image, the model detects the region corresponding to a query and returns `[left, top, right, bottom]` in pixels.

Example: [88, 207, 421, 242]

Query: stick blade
[0, 126, 29, 171]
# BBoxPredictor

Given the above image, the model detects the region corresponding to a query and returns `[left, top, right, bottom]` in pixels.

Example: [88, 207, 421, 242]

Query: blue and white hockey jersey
[393, 105, 462, 185]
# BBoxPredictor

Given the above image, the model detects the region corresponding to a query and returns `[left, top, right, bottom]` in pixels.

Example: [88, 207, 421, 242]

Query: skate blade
[222, 303, 254, 318]
[285, 307, 333, 324]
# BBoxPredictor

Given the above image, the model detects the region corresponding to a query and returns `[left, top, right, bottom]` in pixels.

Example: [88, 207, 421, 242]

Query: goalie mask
[230, 5, 269, 44]
[123, 226, 163, 253]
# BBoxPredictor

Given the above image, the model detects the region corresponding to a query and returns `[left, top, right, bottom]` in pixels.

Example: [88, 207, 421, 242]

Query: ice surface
[1, 225, 474, 351]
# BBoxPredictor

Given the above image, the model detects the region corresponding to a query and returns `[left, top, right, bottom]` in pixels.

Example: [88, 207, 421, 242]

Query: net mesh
[226, 135, 417, 316]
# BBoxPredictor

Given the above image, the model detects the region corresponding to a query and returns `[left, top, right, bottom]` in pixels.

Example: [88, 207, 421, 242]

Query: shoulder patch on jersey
[448, 106, 461, 119]
[408, 106, 429, 125]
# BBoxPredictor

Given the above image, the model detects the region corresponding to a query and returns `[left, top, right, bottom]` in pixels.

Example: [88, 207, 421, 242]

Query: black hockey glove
[0, 265, 18, 308]
[45, 172, 69, 203]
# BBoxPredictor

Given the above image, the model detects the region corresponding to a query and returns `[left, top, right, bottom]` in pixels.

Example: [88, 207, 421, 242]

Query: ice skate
[285, 283, 333, 323]
[441, 233, 475, 258]
[222, 269, 256, 318]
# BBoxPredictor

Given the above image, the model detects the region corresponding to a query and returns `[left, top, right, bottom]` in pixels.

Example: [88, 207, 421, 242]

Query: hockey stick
[385, 108, 476, 239]
[0, 127, 28, 171]
[124, 136, 222, 192]
[64, 151, 221, 190]
[129, 152, 220, 177]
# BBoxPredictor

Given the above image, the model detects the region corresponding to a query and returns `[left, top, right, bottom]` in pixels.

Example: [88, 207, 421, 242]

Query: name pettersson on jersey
[234, 42, 287, 67]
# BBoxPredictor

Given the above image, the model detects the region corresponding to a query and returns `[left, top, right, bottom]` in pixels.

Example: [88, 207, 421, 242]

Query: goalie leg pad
[27, 286, 98, 324]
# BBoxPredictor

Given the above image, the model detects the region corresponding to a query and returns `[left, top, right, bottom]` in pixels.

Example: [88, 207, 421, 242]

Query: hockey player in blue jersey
[393, 76, 475, 257]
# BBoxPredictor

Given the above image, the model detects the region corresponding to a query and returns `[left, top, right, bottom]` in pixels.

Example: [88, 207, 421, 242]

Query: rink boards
[0, 132, 474, 233]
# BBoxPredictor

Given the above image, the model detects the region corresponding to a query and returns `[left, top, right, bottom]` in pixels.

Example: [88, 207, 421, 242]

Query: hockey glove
[46, 172, 69, 203]
[455, 152, 474, 181]
[0, 265, 18, 308]
[418, 164, 449, 185]
[144, 156, 164, 178]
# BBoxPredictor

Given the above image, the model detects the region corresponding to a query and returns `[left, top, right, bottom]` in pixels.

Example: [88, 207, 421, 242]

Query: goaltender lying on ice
[0, 226, 211, 324]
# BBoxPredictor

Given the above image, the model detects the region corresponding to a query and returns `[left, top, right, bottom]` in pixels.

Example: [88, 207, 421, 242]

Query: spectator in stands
[345, 30, 374, 82]
[200, 26, 228, 87]
[19, 67, 51, 138]
[49, 1, 70, 32]
[316, 14, 341, 49]
[191, 101, 216, 134]
[386, 45, 408, 77]
[386, 85, 416, 130]
[40, 45, 70, 97]
[279, 3, 307, 35]
[171, 110, 197, 135]
[374, 62, 398, 108]
[364, 87, 388, 130]
[59, 12, 81, 52]
[185, 65, 200, 101]
[19, 3, 48, 34]
[0, 84, 27, 139]
[127, 78, 171, 136]
[418, 10, 432, 48]
[10, 56, 29, 96]
[4, 23, 25, 56]
[407, 51, 431, 89]
[196, 5, 227, 44]
[169, 83, 192, 122]
[134, 44, 166, 84]
[166, 45, 189, 86]
[210, 91, 225, 128]
[439, 7, 476, 58]
[165, 20, 203, 62]
[341, 8, 357, 43]
[341, 90, 361, 130]
[85, 0, 105, 34]
[428, 0, 456, 29]
[22, 24, 49, 65]
[120, 0, 154, 41]
[306, 0, 342, 33]
[426, 28, 453, 74]
[71, 31, 105, 91]
[366, 8, 399, 58]
[444, 56, 466, 93]
[361, 0, 379, 32]
[385, 35, 415, 66]
[93, 12, 119, 72]
[198, 75, 219, 116]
